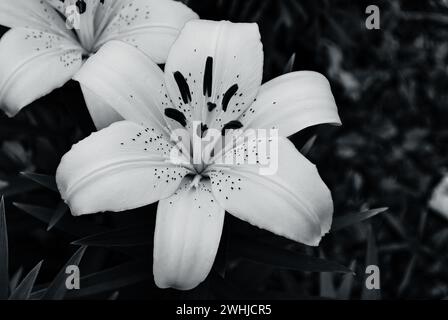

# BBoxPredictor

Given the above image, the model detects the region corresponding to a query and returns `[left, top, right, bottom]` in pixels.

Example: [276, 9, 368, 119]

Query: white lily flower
[56, 20, 341, 290]
[0, 0, 198, 128]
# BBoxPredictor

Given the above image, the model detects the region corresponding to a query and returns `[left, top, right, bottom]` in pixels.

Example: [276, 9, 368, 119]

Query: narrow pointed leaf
[9, 261, 43, 300]
[319, 250, 337, 298]
[31, 261, 151, 299]
[283, 53, 296, 74]
[72, 225, 152, 247]
[337, 260, 356, 299]
[0, 176, 39, 196]
[47, 202, 68, 231]
[398, 255, 416, 295]
[20, 172, 58, 192]
[319, 272, 336, 298]
[13, 203, 104, 237]
[0, 196, 9, 299]
[231, 236, 352, 273]
[66, 261, 151, 298]
[108, 291, 120, 300]
[9, 267, 23, 292]
[300, 134, 317, 156]
[14, 203, 143, 259]
[332, 207, 388, 232]
[42, 246, 87, 300]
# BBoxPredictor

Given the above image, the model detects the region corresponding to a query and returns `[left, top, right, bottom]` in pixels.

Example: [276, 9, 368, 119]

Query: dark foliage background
[1, 0, 447, 299]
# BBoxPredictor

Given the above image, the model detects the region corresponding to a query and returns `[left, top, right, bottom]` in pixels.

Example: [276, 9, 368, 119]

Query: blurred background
[0, 0, 447, 299]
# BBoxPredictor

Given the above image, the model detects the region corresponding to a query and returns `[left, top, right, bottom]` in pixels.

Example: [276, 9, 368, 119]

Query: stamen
[203, 57, 213, 97]
[76, 0, 87, 14]
[164, 108, 187, 127]
[222, 84, 239, 112]
[222, 120, 243, 135]
[207, 102, 217, 111]
[173, 71, 192, 104]
[200, 123, 208, 137]
[190, 174, 202, 189]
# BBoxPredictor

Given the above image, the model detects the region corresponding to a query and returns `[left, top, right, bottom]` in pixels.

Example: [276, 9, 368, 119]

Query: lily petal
[45, 0, 65, 13]
[74, 40, 168, 130]
[209, 135, 333, 246]
[0, 27, 83, 116]
[56, 121, 190, 216]
[80, 85, 124, 130]
[95, 0, 198, 63]
[241, 71, 341, 137]
[0, 0, 73, 38]
[154, 178, 225, 290]
[164, 20, 263, 131]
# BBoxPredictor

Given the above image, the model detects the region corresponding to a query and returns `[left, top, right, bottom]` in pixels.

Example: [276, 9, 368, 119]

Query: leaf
[319, 250, 337, 298]
[210, 272, 247, 300]
[332, 207, 388, 232]
[361, 224, 381, 300]
[0, 196, 9, 299]
[283, 53, 296, 74]
[300, 135, 317, 156]
[47, 201, 68, 231]
[13, 203, 104, 237]
[31, 261, 152, 299]
[398, 255, 417, 295]
[231, 236, 352, 273]
[9, 261, 43, 300]
[72, 225, 152, 247]
[108, 291, 120, 300]
[0, 176, 39, 197]
[336, 260, 356, 299]
[42, 246, 87, 300]
[66, 261, 151, 298]
[14, 203, 144, 259]
[9, 267, 23, 292]
[20, 172, 58, 192]
[319, 272, 336, 298]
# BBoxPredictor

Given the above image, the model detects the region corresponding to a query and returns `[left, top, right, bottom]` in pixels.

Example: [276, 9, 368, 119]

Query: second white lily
[0, 0, 197, 128]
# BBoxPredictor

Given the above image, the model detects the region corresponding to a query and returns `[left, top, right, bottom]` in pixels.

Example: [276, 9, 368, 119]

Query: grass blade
[14, 203, 144, 259]
[332, 207, 388, 232]
[66, 261, 151, 298]
[283, 53, 296, 73]
[232, 236, 352, 273]
[31, 261, 151, 299]
[47, 201, 68, 231]
[72, 225, 152, 247]
[20, 172, 58, 192]
[0, 176, 39, 197]
[0, 196, 9, 299]
[300, 135, 317, 156]
[337, 260, 356, 299]
[319, 272, 336, 298]
[9, 267, 23, 292]
[108, 291, 120, 300]
[9, 261, 43, 300]
[42, 246, 87, 300]
[14, 203, 104, 237]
